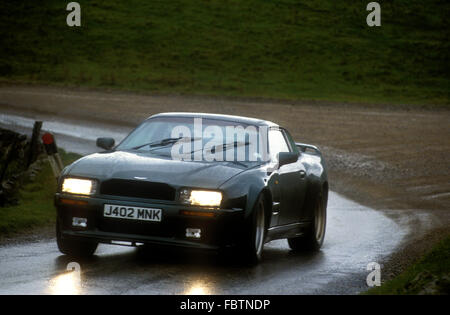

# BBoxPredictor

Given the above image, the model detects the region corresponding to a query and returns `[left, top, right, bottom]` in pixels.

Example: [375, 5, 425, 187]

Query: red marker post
[42, 132, 64, 178]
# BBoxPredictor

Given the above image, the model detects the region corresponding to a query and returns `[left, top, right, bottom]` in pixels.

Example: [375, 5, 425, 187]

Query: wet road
[0, 113, 427, 294]
[0, 192, 408, 295]
[0, 112, 131, 155]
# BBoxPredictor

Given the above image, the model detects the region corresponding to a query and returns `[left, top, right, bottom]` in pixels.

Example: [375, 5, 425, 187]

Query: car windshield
[116, 116, 266, 163]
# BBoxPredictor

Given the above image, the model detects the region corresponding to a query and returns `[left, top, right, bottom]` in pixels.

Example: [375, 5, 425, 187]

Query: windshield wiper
[132, 137, 204, 151]
[213, 141, 250, 152]
[186, 141, 250, 155]
[131, 137, 183, 150]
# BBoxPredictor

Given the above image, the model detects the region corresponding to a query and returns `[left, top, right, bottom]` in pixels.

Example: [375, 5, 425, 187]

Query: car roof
[148, 112, 279, 127]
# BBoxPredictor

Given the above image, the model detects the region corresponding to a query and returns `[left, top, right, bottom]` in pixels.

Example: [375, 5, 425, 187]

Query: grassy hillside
[0, 0, 448, 105]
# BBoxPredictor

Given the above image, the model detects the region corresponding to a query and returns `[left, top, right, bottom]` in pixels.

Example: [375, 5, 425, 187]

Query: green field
[0, 151, 79, 236]
[367, 236, 450, 295]
[0, 0, 449, 105]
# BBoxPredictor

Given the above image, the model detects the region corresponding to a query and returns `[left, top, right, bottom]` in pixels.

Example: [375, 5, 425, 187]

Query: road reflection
[48, 243, 326, 295]
[184, 279, 214, 295]
[4, 191, 405, 295]
[48, 271, 81, 295]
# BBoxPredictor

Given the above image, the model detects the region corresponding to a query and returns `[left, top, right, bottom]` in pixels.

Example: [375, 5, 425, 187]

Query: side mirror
[278, 152, 298, 168]
[96, 137, 115, 150]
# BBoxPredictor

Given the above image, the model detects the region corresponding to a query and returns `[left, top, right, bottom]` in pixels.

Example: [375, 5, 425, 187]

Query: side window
[268, 129, 290, 161]
[282, 129, 300, 155]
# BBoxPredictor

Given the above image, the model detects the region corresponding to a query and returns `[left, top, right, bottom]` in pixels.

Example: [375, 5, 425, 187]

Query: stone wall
[0, 128, 43, 206]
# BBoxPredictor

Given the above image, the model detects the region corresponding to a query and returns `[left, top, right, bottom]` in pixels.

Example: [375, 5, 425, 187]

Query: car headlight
[62, 178, 96, 195]
[180, 189, 222, 207]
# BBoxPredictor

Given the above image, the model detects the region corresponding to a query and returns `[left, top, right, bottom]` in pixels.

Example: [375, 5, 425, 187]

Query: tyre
[239, 194, 267, 265]
[56, 219, 98, 258]
[288, 188, 327, 251]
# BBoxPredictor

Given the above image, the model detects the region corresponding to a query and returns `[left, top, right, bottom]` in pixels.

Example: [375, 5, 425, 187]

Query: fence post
[42, 132, 64, 179]
[27, 121, 43, 168]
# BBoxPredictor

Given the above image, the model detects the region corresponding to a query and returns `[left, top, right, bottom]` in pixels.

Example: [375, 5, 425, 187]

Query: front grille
[100, 179, 176, 201]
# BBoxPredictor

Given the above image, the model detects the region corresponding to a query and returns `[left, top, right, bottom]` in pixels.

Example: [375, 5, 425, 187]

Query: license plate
[103, 204, 162, 222]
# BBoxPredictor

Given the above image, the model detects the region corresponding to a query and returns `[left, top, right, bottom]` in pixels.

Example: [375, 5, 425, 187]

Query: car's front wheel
[239, 194, 266, 265]
[56, 219, 98, 258]
[288, 188, 327, 251]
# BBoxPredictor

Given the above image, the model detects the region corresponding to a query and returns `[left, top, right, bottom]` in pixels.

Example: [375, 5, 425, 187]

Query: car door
[282, 129, 308, 222]
[269, 128, 307, 225]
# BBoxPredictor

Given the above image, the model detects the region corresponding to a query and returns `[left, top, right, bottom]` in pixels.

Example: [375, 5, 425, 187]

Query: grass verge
[366, 235, 450, 295]
[0, 150, 80, 236]
[0, 0, 448, 106]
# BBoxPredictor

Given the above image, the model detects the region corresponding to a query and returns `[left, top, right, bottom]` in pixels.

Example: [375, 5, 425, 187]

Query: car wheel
[240, 194, 266, 265]
[288, 188, 327, 251]
[56, 219, 98, 258]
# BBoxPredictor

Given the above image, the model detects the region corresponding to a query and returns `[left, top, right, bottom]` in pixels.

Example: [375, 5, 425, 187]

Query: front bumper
[55, 193, 245, 250]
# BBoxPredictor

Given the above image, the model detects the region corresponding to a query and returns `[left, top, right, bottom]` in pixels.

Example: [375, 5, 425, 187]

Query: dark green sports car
[56, 113, 328, 264]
